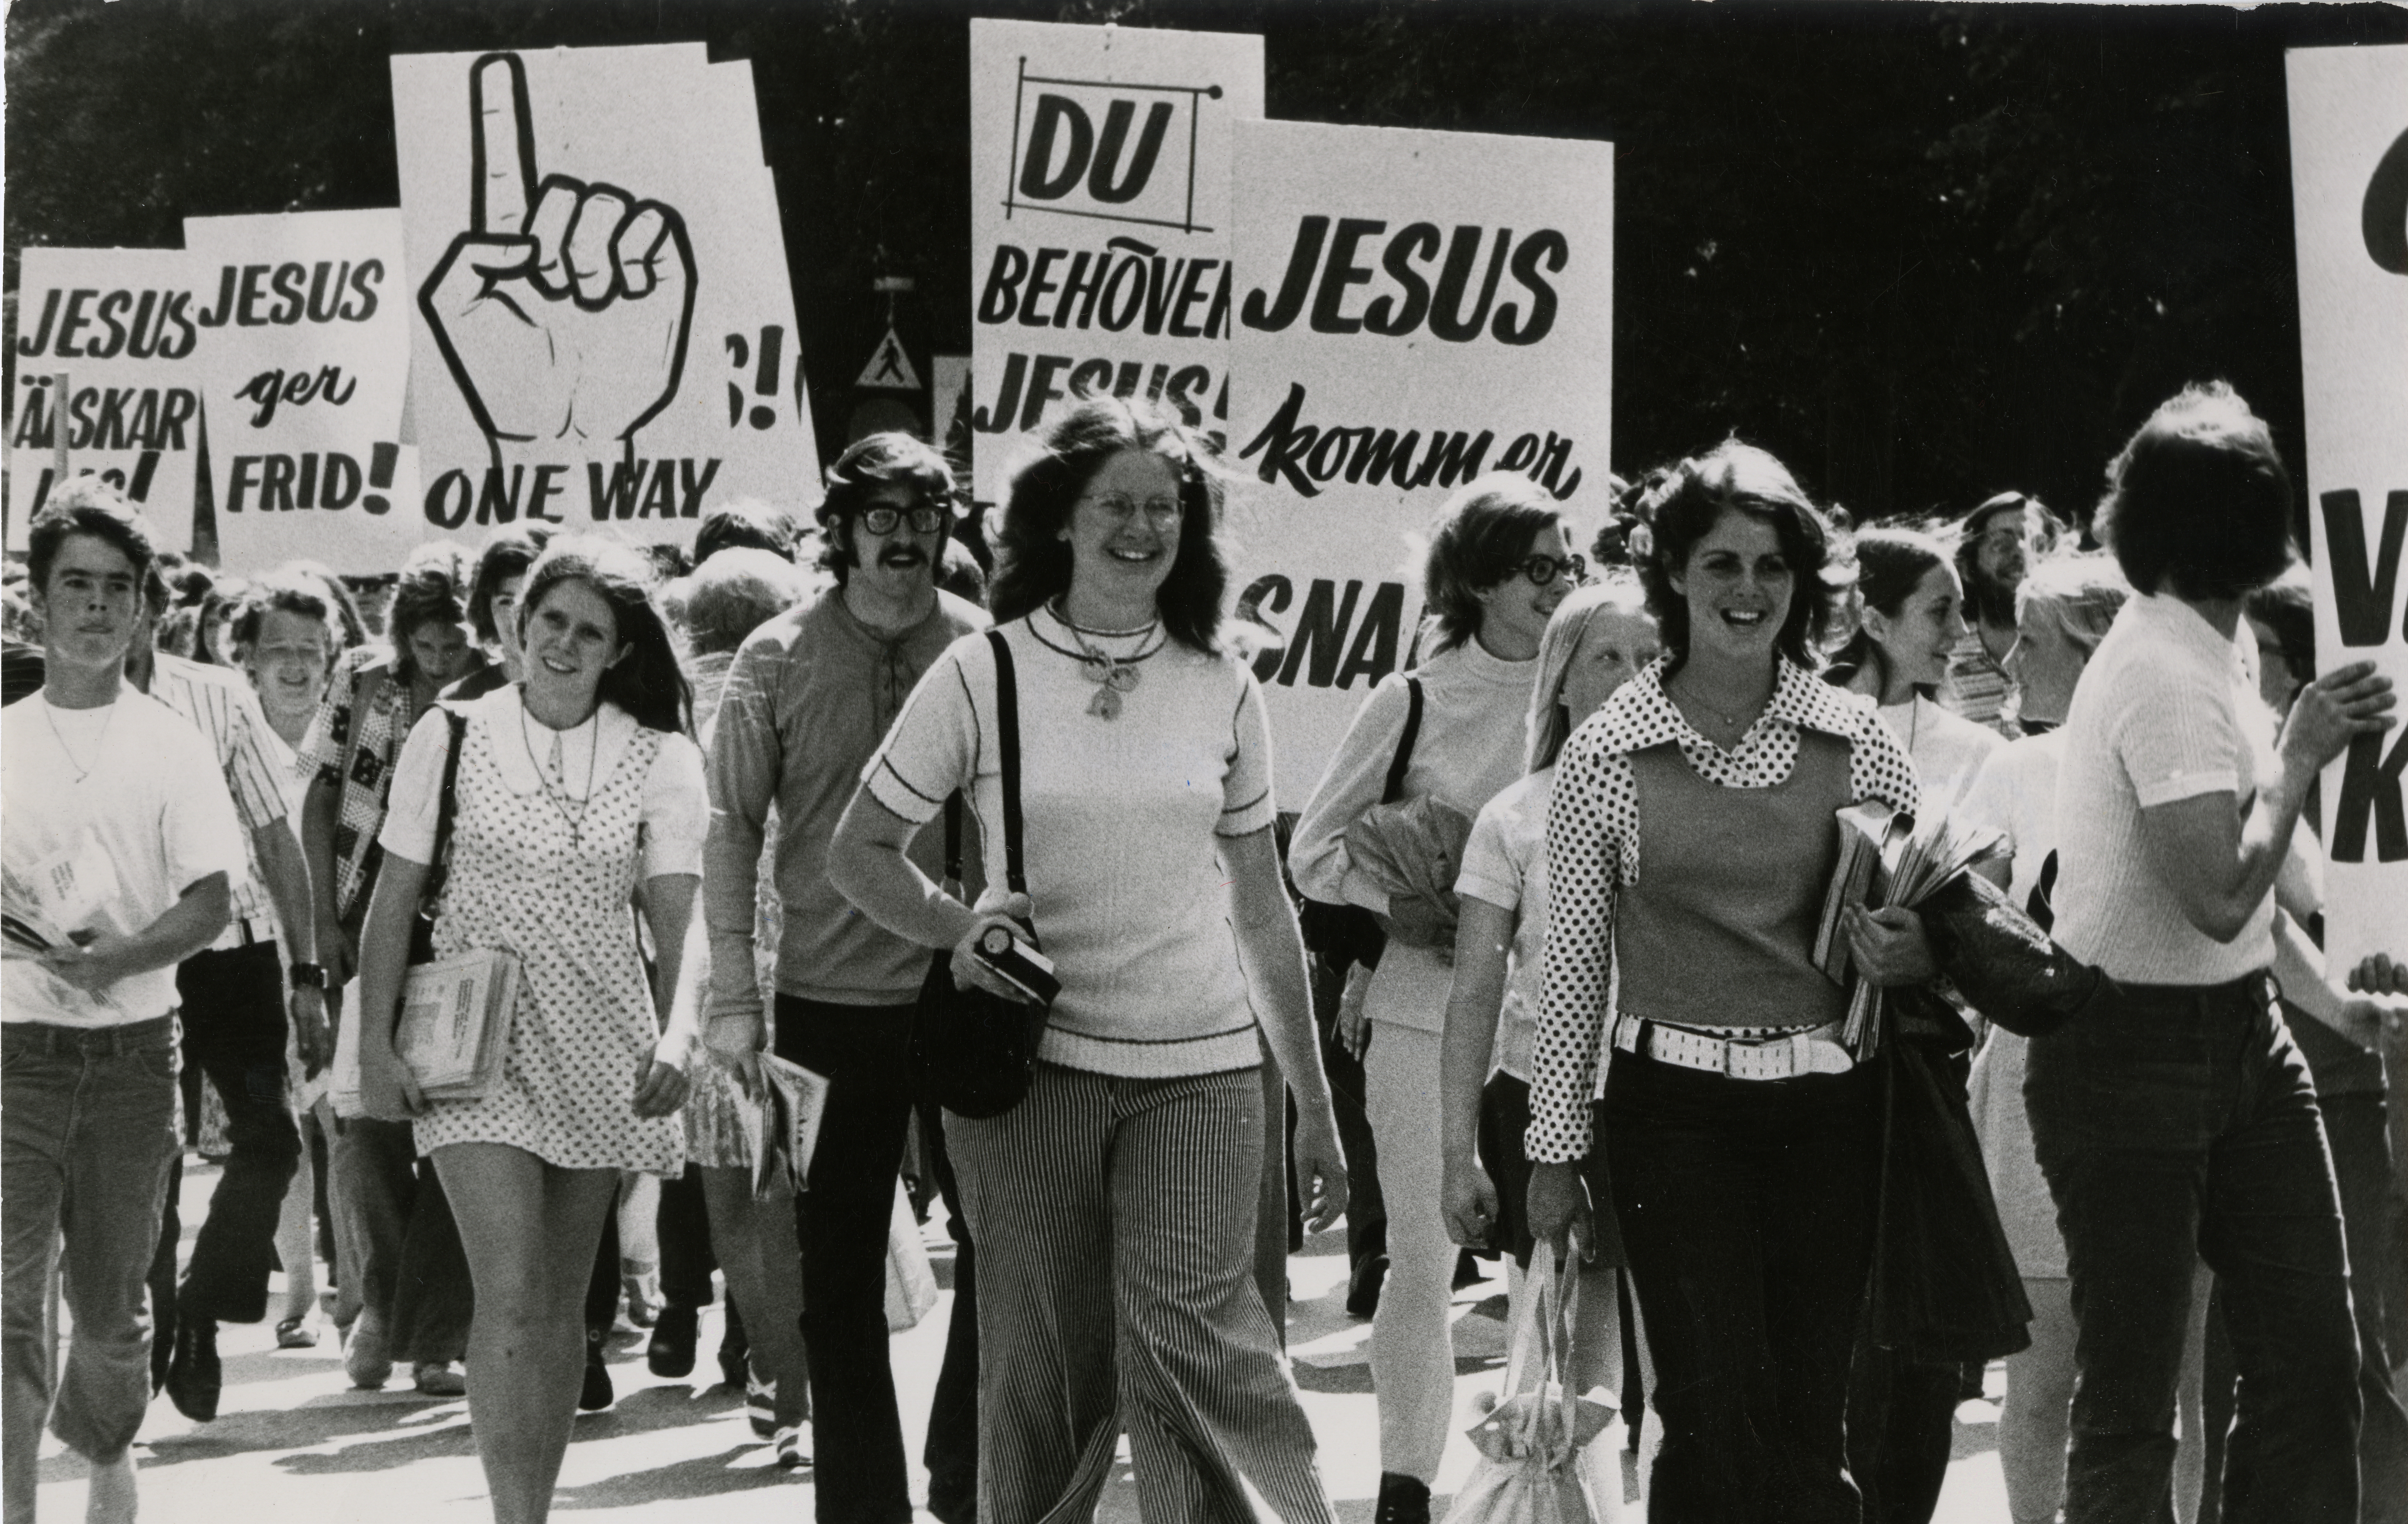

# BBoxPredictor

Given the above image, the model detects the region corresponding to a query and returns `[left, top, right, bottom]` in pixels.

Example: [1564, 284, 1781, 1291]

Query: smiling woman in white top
[830, 395, 1346, 1524]
[351, 537, 705, 1524]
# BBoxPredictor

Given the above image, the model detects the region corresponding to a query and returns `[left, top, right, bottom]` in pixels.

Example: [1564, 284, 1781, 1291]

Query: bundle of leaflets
[743, 1054, 832, 1200]
[395, 949, 521, 1099]
[1819, 801, 2005, 1060]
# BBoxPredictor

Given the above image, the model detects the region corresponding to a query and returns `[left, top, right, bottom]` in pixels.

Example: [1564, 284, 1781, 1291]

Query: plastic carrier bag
[1441, 1240, 1621, 1524]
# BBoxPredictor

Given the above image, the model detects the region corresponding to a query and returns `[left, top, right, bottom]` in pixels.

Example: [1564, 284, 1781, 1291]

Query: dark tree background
[9, 0, 2405, 528]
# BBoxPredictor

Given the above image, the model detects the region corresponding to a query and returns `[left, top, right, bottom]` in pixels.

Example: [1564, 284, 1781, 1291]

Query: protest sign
[1226, 119, 1614, 805]
[392, 45, 818, 546]
[968, 19, 1262, 514]
[184, 209, 416, 573]
[2288, 44, 2408, 980]
[8, 245, 207, 551]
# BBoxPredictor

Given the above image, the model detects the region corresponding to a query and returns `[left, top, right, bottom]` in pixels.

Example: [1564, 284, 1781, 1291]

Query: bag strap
[1379, 675, 1424, 805]
[941, 793, 965, 895]
[420, 705, 469, 913]
[987, 631, 1027, 897]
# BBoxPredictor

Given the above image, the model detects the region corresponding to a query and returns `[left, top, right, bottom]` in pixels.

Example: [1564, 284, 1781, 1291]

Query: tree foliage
[9, 0, 2403, 523]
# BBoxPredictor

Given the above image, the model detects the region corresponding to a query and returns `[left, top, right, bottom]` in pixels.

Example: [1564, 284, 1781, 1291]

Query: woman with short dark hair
[2030, 382, 2393, 1523]
[829, 395, 1348, 1524]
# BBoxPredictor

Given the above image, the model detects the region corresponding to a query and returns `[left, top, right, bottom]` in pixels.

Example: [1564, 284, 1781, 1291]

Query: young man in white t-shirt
[2031, 385, 2395, 1524]
[2, 482, 244, 1524]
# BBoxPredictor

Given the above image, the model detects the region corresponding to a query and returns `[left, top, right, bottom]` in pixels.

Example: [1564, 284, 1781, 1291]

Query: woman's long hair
[1635, 441, 1838, 674]
[988, 394, 1229, 653]
[516, 536, 692, 735]
[386, 544, 472, 687]
[1525, 575, 1651, 773]
[1422, 474, 1563, 656]
[1824, 528, 1948, 701]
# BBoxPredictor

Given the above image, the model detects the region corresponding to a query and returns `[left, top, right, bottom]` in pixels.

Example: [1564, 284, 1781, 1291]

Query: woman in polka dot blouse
[1522, 442, 1932, 1521]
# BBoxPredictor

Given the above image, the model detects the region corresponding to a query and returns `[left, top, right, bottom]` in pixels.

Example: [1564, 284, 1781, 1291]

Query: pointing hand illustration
[420, 52, 696, 453]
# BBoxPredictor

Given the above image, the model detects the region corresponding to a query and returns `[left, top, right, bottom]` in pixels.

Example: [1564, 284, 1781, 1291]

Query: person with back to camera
[1290, 475, 1576, 1524]
[1524, 442, 1933, 1522]
[2029, 382, 2394, 1524]
[351, 536, 705, 1524]
[828, 394, 1349, 1524]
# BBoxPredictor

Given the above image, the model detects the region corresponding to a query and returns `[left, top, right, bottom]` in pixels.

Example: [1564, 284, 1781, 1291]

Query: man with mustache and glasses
[702, 433, 986, 1524]
[1942, 489, 2063, 738]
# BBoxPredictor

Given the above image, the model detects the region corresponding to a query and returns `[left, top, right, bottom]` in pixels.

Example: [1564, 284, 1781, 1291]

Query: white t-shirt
[2053, 595, 2278, 983]
[864, 609, 1278, 1079]
[377, 687, 707, 881]
[1455, 767, 1555, 1081]
[4, 689, 247, 1026]
[1878, 694, 2005, 817]
[1959, 733, 2064, 917]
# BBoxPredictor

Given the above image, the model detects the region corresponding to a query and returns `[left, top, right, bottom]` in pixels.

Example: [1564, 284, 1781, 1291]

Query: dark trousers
[1846, 1347, 1959, 1524]
[659, 1163, 716, 1311]
[1309, 954, 1384, 1275]
[918, 1092, 980, 1524]
[778, 995, 917, 1524]
[2027, 975, 2361, 1524]
[1603, 1051, 1881, 1524]
[168, 943, 302, 1326]
[2199, 1088, 2408, 1524]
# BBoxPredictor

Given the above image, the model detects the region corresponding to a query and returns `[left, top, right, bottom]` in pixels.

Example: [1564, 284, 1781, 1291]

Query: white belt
[1611, 1013, 1855, 1081]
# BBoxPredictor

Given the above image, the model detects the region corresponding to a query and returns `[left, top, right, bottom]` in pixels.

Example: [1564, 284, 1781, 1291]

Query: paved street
[28, 1159, 2017, 1523]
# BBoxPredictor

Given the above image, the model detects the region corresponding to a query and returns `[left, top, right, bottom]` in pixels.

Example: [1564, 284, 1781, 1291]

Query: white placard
[7, 246, 206, 551]
[2288, 44, 2408, 981]
[967, 19, 1262, 514]
[391, 45, 819, 547]
[183, 210, 418, 574]
[1226, 119, 1615, 807]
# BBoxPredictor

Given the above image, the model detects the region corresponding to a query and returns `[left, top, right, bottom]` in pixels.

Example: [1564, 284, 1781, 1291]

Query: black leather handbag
[1295, 675, 1422, 976]
[406, 704, 469, 968]
[909, 631, 1052, 1119]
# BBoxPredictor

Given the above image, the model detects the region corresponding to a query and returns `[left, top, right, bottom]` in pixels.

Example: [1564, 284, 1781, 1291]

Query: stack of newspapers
[394, 949, 522, 1099]
[1815, 800, 2004, 1060]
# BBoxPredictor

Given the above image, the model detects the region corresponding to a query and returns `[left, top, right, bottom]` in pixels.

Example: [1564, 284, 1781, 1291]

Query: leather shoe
[165, 1317, 222, 1422]
[647, 1305, 698, 1378]
[579, 1328, 614, 1411]
[1374, 1472, 1430, 1524]
[1346, 1253, 1389, 1320]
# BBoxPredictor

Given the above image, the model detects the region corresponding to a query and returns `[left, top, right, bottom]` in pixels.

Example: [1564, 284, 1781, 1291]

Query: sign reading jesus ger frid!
[1227, 120, 1614, 808]
[185, 209, 419, 575]
[2288, 44, 2408, 980]
[392, 45, 818, 547]
[968, 20, 1264, 516]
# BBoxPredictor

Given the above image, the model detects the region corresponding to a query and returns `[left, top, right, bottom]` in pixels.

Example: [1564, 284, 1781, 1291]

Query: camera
[973, 924, 1060, 1009]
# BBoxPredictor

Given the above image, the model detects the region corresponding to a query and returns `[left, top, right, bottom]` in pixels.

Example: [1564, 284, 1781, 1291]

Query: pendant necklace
[1050, 600, 1161, 720]
[1672, 675, 1766, 743]
[42, 701, 115, 784]
[521, 705, 599, 849]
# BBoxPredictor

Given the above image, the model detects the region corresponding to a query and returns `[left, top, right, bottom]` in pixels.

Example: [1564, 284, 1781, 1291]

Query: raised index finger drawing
[471, 52, 538, 237]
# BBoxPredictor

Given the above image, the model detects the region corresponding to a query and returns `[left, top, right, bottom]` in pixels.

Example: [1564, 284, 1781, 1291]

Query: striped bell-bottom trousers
[948, 1061, 1336, 1524]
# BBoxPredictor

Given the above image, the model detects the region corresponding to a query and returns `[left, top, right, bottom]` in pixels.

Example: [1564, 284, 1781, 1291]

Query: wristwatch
[288, 961, 328, 990]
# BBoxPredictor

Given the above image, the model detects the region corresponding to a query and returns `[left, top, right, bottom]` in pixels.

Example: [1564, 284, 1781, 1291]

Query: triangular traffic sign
[856, 326, 923, 392]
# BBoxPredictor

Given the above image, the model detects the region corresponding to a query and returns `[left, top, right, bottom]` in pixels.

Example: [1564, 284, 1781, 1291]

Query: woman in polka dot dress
[1522, 444, 1933, 1521]
[353, 538, 707, 1524]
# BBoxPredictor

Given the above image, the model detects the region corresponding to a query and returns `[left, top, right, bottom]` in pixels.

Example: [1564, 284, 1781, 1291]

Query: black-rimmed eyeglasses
[859, 504, 949, 536]
[1514, 552, 1588, 587]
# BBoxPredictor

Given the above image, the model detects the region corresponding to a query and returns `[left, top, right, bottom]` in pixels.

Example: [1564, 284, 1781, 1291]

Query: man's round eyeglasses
[860, 505, 949, 536]
[1515, 552, 1589, 587]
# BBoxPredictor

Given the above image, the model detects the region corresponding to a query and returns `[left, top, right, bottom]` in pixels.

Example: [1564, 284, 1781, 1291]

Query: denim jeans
[327, 1117, 474, 1361]
[917, 1090, 980, 1524]
[3, 1017, 180, 1504]
[777, 996, 917, 1524]
[2026, 972, 2361, 1524]
[1601, 1049, 1882, 1524]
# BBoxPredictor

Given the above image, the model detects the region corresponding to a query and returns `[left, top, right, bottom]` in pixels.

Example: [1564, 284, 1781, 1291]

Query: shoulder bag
[1297, 675, 1422, 976]
[909, 631, 1053, 1119]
